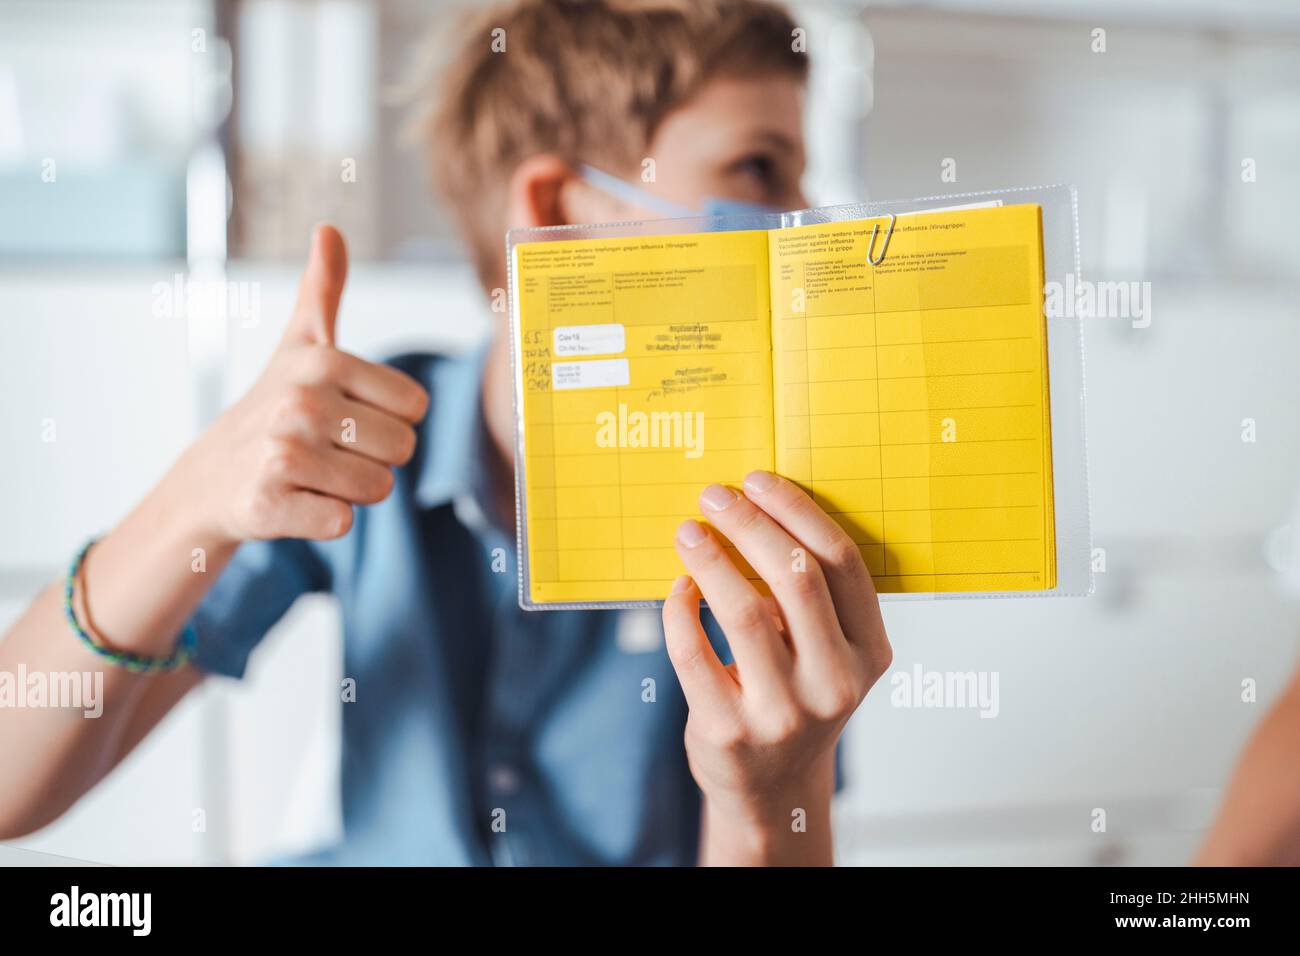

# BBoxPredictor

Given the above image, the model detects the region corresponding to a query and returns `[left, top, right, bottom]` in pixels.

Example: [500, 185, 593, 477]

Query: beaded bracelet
[64, 537, 198, 674]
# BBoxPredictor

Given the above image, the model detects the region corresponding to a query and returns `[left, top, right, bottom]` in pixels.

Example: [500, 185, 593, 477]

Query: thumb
[283, 224, 349, 346]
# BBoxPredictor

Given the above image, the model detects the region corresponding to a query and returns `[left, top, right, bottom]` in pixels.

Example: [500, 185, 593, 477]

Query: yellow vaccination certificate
[512, 203, 1055, 605]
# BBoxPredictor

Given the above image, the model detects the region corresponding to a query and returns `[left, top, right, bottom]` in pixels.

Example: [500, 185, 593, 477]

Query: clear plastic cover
[508, 185, 1091, 609]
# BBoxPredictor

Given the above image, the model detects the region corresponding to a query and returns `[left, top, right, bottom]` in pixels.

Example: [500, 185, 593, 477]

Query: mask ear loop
[866, 212, 897, 266]
[577, 163, 696, 218]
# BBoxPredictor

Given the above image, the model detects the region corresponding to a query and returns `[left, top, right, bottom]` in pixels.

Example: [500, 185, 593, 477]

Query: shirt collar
[413, 339, 496, 511]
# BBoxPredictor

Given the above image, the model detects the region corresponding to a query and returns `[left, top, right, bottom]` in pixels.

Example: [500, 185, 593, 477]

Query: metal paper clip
[866, 213, 896, 266]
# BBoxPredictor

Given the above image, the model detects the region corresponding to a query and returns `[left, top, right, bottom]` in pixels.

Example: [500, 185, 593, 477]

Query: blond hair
[406, 0, 807, 288]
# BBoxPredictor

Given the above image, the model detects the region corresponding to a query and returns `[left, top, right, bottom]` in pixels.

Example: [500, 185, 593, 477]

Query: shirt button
[488, 764, 520, 795]
[616, 609, 664, 653]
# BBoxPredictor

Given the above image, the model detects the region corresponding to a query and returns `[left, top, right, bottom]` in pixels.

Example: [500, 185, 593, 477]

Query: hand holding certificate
[509, 189, 1090, 608]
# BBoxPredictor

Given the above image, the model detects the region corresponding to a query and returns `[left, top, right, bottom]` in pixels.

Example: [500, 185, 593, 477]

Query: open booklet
[511, 202, 1055, 607]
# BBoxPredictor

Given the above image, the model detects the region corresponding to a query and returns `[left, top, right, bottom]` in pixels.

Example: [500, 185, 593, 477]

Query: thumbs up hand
[183, 226, 430, 544]
[282, 222, 350, 346]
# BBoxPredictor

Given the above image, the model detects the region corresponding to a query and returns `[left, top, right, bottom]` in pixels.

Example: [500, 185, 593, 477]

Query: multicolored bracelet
[63, 537, 198, 674]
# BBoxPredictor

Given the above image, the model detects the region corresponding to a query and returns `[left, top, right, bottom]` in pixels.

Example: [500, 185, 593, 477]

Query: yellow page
[768, 204, 1056, 592]
[514, 229, 775, 604]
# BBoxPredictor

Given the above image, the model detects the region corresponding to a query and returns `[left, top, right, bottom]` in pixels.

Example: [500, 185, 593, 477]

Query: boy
[0, 0, 890, 866]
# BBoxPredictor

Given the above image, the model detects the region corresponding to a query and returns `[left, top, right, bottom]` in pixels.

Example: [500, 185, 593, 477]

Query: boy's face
[557, 72, 809, 223]
[502, 72, 808, 289]
[646, 72, 809, 212]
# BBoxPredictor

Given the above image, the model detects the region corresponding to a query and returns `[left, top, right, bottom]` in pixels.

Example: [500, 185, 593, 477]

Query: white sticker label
[551, 358, 630, 391]
[553, 323, 626, 357]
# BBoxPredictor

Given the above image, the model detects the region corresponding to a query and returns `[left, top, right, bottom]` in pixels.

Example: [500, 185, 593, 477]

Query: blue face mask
[578, 164, 779, 228]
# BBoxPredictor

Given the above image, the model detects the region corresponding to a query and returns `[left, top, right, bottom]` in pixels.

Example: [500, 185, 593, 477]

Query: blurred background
[1, 0, 1298, 865]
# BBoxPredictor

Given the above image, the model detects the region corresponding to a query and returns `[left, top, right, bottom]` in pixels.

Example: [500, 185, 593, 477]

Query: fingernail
[676, 520, 709, 548]
[699, 483, 738, 512]
[670, 574, 693, 594]
[743, 470, 778, 494]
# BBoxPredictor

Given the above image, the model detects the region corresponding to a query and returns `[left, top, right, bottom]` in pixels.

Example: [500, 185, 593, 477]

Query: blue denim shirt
[190, 346, 721, 865]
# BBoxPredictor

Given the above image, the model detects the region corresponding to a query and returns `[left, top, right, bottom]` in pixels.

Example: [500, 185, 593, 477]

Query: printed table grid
[521, 250, 773, 594]
[771, 252, 1049, 583]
